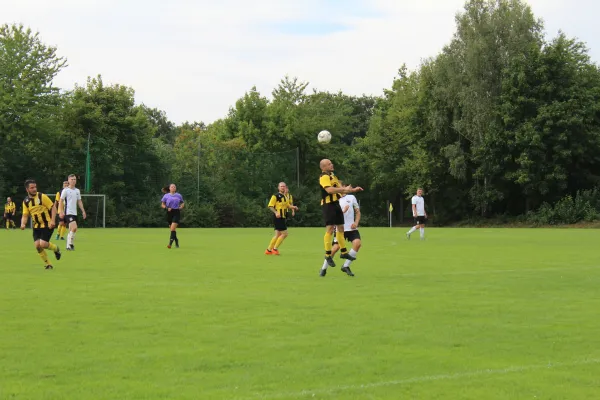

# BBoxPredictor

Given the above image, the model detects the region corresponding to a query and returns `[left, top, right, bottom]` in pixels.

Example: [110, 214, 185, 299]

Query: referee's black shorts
[273, 216, 287, 231]
[167, 209, 181, 224]
[322, 202, 344, 226]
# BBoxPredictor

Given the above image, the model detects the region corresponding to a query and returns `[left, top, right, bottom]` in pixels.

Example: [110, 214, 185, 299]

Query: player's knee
[354, 241, 361, 251]
[325, 226, 334, 234]
[282, 231, 288, 238]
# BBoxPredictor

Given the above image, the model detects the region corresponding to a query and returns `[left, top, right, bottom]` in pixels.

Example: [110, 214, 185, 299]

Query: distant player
[161, 183, 184, 248]
[406, 188, 426, 240]
[265, 182, 297, 255]
[319, 158, 362, 268]
[320, 193, 361, 277]
[4, 197, 16, 229]
[59, 174, 87, 251]
[20, 179, 61, 270]
[55, 181, 68, 240]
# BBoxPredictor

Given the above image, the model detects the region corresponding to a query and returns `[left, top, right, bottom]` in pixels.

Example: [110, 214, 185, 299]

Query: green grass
[1, 227, 599, 399]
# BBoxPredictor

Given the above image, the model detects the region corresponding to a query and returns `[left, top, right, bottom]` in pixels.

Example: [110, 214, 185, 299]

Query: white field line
[246, 358, 600, 399]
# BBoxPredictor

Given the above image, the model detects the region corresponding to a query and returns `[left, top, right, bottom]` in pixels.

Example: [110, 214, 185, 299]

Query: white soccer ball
[317, 130, 332, 144]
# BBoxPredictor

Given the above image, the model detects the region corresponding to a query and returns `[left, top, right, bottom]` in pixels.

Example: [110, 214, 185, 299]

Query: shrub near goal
[81, 194, 106, 228]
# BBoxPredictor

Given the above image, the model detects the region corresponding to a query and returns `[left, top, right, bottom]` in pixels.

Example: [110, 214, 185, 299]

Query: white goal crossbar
[81, 194, 106, 228]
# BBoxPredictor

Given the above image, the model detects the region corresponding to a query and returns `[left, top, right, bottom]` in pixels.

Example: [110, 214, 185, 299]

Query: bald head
[278, 182, 287, 193]
[320, 159, 334, 172]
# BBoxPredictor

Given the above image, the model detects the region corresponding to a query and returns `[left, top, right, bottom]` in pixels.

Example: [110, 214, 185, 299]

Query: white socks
[68, 231, 76, 247]
[420, 227, 424, 239]
[407, 226, 417, 235]
[343, 249, 358, 268]
[322, 248, 359, 270]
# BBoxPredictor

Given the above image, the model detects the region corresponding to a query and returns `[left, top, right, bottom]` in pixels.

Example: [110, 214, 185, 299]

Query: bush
[181, 202, 219, 227]
[526, 188, 600, 225]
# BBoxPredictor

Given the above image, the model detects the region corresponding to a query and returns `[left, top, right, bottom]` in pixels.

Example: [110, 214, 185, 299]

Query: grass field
[1, 227, 599, 399]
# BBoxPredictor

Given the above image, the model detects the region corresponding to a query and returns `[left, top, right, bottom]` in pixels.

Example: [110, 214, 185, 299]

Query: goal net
[81, 194, 106, 228]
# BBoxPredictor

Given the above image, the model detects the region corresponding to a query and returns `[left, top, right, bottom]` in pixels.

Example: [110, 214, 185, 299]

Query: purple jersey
[162, 193, 184, 209]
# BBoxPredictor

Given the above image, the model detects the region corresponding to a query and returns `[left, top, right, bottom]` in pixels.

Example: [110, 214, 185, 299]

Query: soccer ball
[317, 130, 332, 144]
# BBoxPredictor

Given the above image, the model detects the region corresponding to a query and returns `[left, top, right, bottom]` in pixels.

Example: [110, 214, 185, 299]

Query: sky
[3, 0, 600, 124]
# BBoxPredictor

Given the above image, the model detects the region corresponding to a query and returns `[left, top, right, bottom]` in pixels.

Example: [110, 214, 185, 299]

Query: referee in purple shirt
[161, 183, 185, 248]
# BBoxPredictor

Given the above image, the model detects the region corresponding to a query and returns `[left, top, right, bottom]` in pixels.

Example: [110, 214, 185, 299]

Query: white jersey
[61, 187, 81, 216]
[411, 195, 425, 216]
[340, 194, 359, 231]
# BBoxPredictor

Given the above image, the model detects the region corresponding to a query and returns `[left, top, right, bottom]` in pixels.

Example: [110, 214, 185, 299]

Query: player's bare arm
[269, 206, 280, 218]
[352, 206, 361, 229]
[49, 203, 57, 229]
[324, 185, 363, 195]
[78, 199, 87, 219]
[20, 213, 28, 230]
[58, 198, 65, 218]
[179, 202, 185, 209]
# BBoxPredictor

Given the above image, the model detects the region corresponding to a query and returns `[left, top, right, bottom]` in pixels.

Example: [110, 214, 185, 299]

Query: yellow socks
[38, 249, 50, 266]
[267, 236, 277, 251]
[324, 232, 333, 253]
[335, 231, 348, 253]
[274, 235, 285, 249]
[47, 242, 58, 252]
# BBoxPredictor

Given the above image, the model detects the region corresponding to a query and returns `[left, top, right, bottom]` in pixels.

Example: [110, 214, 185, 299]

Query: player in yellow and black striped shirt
[54, 181, 68, 240]
[319, 159, 362, 273]
[265, 182, 298, 255]
[4, 197, 16, 229]
[20, 179, 62, 270]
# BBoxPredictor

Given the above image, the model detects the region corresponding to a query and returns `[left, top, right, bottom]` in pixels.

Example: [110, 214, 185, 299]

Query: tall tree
[0, 24, 67, 194]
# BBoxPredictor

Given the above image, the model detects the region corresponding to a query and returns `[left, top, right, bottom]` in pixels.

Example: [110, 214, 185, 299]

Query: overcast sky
[3, 0, 599, 124]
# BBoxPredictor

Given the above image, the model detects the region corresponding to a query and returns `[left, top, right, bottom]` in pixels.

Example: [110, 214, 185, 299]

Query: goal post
[81, 194, 106, 228]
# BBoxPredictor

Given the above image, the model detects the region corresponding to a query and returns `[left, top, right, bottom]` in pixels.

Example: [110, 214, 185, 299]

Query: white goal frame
[81, 194, 106, 228]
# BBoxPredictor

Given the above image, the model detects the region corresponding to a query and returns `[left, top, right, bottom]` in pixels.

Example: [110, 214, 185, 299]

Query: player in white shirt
[321, 194, 361, 277]
[407, 188, 426, 240]
[59, 174, 87, 250]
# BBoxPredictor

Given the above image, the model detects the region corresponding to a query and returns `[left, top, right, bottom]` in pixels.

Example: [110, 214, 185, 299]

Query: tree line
[2, 0, 600, 228]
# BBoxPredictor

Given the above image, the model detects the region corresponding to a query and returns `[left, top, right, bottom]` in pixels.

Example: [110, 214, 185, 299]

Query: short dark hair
[68, 174, 76, 179]
[24, 179, 36, 188]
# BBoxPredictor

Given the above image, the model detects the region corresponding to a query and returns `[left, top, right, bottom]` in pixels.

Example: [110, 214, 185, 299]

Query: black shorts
[167, 209, 181, 224]
[414, 216, 427, 225]
[322, 202, 344, 226]
[65, 215, 78, 225]
[273, 216, 287, 231]
[4, 213, 14, 220]
[344, 230, 361, 242]
[333, 230, 361, 244]
[33, 228, 54, 242]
